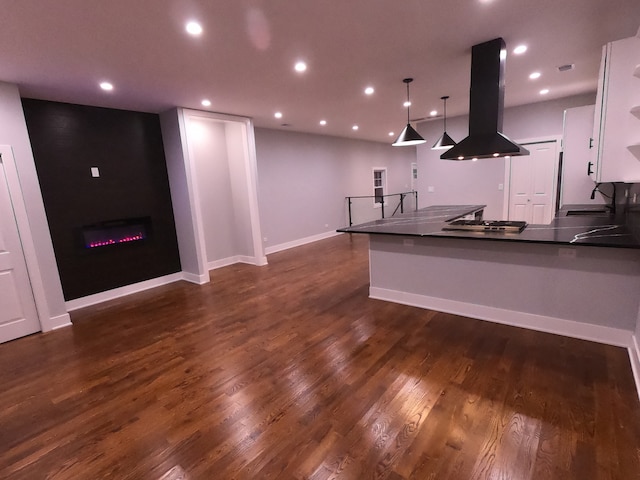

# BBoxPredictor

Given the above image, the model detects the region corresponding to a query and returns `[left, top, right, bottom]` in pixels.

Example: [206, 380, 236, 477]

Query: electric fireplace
[81, 217, 151, 250]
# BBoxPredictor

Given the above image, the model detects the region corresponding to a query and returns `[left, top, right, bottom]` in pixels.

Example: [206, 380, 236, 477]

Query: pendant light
[392, 78, 426, 147]
[432, 95, 457, 150]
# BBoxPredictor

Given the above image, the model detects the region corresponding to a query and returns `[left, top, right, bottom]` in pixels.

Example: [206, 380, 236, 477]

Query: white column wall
[161, 108, 265, 276]
[0, 82, 69, 331]
[160, 108, 209, 284]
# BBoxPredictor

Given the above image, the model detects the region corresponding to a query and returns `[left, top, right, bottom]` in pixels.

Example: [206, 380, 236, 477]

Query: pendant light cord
[406, 81, 411, 124]
[441, 95, 449, 132]
[443, 98, 447, 130]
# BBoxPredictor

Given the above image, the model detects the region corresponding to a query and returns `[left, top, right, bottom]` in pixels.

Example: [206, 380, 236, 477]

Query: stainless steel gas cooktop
[442, 219, 527, 233]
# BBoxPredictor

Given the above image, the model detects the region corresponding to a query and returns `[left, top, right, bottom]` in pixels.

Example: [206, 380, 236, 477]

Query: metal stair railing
[345, 191, 418, 226]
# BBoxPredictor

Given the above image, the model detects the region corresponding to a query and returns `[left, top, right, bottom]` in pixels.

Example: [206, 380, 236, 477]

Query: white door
[0, 151, 40, 343]
[508, 140, 559, 224]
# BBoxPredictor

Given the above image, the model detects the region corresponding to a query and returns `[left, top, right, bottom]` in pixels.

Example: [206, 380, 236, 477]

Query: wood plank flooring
[1, 233, 640, 479]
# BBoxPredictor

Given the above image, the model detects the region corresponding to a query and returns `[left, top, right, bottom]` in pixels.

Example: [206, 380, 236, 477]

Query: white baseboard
[630, 335, 640, 401]
[245, 255, 268, 266]
[235, 255, 268, 266]
[182, 271, 210, 285]
[369, 287, 633, 348]
[208, 255, 268, 270]
[208, 256, 241, 270]
[265, 230, 342, 255]
[65, 272, 184, 311]
[41, 313, 72, 332]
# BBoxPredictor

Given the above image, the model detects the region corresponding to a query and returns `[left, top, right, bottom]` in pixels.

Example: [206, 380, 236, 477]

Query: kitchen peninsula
[338, 205, 640, 351]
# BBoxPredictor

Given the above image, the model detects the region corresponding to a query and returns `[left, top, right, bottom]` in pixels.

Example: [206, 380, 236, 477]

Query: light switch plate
[91, 167, 100, 178]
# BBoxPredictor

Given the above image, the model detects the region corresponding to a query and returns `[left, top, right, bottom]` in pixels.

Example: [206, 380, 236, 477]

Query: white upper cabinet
[563, 104, 605, 205]
[591, 33, 640, 182]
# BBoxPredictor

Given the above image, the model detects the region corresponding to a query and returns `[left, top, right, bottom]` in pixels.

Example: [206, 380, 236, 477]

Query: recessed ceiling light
[201, 99, 211, 107]
[430, 110, 438, 116]
[493, 153, 500, 157]
[513, 45, 527, 55]
[274, 111, 283, 119]
[472, 158, 478, 162]
[403, 101, 411, 108]
[319, 120, 327, 126]
[540, 88, 550, 95]
[185, 21, 203, 36]
[99, 82, 113, 91]
[364, 86, 374, 95]
[352, 125, 359, 131]
[457, 156, 464, 160]
[294, 61, 307, 72]
[388, 132, 394, 136]
[529, 72, 541, 80]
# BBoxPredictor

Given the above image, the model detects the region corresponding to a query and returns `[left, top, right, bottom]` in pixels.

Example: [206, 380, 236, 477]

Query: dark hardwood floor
[1, 233, 640, 479]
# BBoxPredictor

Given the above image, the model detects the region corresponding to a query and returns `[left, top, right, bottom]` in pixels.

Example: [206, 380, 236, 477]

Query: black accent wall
[22, 99, 181, 300]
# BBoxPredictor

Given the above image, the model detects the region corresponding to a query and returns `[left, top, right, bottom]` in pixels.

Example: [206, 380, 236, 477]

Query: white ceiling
[1, 0, 639, 143]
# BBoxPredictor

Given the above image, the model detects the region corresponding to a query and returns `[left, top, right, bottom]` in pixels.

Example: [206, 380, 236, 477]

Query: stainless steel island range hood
[441, 37, 529, 160]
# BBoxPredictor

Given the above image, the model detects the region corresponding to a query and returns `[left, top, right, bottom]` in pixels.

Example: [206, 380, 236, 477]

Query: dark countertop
[337, 204, 640, 249]
[338, 205, 485, 236]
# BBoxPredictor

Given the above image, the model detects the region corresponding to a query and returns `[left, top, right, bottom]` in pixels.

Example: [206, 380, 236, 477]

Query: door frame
[502, 136, 562, 221]
[0, 145, 48, 333]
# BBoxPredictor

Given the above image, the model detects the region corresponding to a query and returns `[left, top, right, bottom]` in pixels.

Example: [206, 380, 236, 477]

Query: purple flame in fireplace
[82, 218, 149, 249]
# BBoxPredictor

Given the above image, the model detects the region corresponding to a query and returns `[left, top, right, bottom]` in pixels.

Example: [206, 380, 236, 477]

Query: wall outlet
[324, 223, 329, 228]
[558, 247, 577, 259]
[427, 186, 434, 193]
[498, 183, 504, 191]
[263, 237, 268, 242]
[90, 167, 100, 177]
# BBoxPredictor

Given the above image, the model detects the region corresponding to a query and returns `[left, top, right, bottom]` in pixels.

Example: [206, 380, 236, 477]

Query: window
[411, 162, 418, 191]
[373, 168, 387, 206]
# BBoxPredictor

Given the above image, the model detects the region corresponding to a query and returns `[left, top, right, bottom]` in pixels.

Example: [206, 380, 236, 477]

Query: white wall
[225, 122, 257, 258]
[416, 93, 596, 219]
[0, 82, 69, 331]
[186, 117, 238, 262]
[254, 128, 416, 250]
